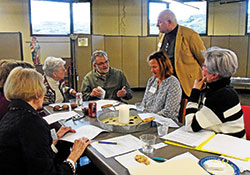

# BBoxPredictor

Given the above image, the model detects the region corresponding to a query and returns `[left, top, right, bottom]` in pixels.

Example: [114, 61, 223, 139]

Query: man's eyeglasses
[95, 60, 109, 66]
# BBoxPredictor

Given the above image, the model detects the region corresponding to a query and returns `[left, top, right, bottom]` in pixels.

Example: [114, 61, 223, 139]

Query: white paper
[60, 125, 106, 143]
[91, 134, 142, 158]
[220, 156, 250, 173]
[115, 150, 156, 169]
[48, 103, 70, 108]
[138, 113, 179, 128]
[91, 99, 118, 111]
[43, 111, 78, 124]
[167, 152, 199, 162]
[73, 107, 82, 112]
[162, 126, 215, 147]
[97, 86, 106, 99]
[202, 134, 250, 160]
[152, 142, 168, 149]
[129, 157, 210, 175]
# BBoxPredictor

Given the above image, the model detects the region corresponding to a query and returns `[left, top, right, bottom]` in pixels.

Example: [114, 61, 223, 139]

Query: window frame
[246, 0, 250, 34]
[28, 0, 92, 37]
[147, 1, 168, 36]
[147, 0, 208, 36]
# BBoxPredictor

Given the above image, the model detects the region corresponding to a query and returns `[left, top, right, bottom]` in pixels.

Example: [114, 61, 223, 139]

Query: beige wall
[1, 0, 249, 61]
[0, 0, 250, 89]
[208, 1, 246, 35]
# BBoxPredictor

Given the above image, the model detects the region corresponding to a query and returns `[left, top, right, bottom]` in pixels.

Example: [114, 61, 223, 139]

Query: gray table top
[44, 106, 250, 175]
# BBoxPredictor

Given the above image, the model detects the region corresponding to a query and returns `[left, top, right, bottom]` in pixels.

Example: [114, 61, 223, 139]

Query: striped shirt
[185, 78, 245, 138]
[141, 76, 182, 123]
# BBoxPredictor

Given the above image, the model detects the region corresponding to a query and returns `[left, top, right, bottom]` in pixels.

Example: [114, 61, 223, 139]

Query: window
[29, 0, 91, 36]
[73, 3, 91, 34]
[148, 2, 168, 35]
[148, 0, 207, 35]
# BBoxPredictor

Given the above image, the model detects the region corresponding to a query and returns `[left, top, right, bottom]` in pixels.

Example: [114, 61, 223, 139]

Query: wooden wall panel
[139, 36, 157, 87]
[91, 35, 104, 52]
[119, 0, 142, 36]
[92, 0, 119, 35]
[122, 37, 139, 88]
[208, 2, 246, 35]
[201, 36, 211, 49]
[229, 36, 248, 77]
[210, 36, 230, 49]
[141, 0, 148, 36]
[75, 35, 92, 91]
[37, 37, 70, 63]
[0, 32, 23, 60]
[104, 36, 122, 69]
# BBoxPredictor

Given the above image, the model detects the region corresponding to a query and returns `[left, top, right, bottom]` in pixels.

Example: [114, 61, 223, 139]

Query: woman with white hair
[0, 67, 91, 174]
[185, 47, 245, 138]
[43, 56, 76, 104]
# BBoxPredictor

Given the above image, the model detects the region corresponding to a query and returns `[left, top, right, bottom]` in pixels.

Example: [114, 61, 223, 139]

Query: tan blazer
[157, 25, 206, 97]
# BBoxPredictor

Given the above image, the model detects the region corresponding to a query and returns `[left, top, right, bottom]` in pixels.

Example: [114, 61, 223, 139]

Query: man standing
[157, 9, 205, 98]
[81, 50, 133, 101]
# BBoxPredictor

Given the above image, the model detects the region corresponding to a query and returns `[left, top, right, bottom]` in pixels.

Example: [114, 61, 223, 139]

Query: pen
[64, 116, 75, 122]
[153, 157, 167, 162]
[95, 141, 120, 145]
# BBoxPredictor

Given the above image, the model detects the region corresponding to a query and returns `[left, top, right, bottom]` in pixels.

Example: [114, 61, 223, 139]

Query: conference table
[44, 105, 250, 175]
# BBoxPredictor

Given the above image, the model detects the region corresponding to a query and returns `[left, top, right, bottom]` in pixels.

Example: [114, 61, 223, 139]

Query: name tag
[158, 42, 162, 48]
[149, 86, 157, 94]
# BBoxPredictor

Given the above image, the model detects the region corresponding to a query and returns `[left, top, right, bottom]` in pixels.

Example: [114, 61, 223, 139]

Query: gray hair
[203, 47, 238, 78]
[91, 50, 108, 65]
[158, 9, 177, 24]
[42, 56, 65, 77]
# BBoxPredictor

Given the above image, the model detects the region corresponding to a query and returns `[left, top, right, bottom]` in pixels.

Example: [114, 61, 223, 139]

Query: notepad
[163, 126, 250, 161]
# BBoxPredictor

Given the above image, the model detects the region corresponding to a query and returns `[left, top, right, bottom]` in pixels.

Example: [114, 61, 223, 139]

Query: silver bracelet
[63, 160, 76, 175]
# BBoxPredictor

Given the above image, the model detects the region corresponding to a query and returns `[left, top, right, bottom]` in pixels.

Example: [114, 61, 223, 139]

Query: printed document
[202, 134, 250, 160]
[162, 126, 214, 147]
[43, 111, 78, 125]
[60, 125, 106, 142]
[91, 134, 142, 158]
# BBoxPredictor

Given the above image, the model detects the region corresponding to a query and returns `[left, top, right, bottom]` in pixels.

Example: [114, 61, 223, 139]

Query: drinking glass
[156, 121, 169, 137]
[135, 102, 144, 112]
[139, 134, 156, 154]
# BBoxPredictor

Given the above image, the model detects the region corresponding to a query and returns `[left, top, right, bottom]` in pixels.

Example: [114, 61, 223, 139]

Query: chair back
[178, 98, 188, 124]
[242, 106, 250, 140]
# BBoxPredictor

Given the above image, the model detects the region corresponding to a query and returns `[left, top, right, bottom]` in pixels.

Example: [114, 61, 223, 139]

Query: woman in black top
[0, 67, 91, 175]
[185, 47, 245, 138]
